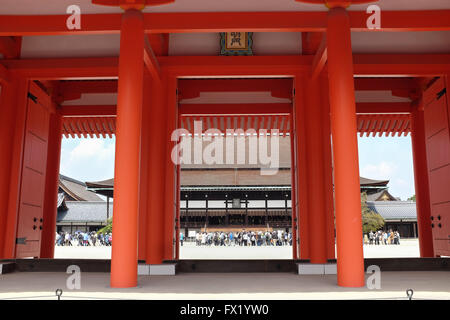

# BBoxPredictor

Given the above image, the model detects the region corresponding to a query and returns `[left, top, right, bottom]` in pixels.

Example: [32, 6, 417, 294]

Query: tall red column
[294, 75, 310, 260]
[304, 79, 327, 264]
[320, 77, 336, 260]
[411, 105, 434, 257]
[138, 71, 151, 262]
[145, 78, 166, 265]
[163, 75, 178, 261]
[327, 6, 364, 287]
[175, 161, 181, 260]
[290, 111, 298, 260]
[110, 8, 144, 288]
[40, 110, 63, 258]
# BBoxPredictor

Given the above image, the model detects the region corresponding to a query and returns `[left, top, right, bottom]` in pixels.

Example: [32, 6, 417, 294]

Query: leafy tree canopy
[98, 218, 112, 234]
[361, 193, 385, 233]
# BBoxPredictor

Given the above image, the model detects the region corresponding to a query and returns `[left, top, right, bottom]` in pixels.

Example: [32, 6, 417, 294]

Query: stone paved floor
[1, 240, 447, 300]
[0, 271, 448, 300]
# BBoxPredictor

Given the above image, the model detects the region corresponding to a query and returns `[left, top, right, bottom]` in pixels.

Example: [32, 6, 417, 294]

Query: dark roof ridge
[65, 200, 110, 203]
[59, 174, 86, 186]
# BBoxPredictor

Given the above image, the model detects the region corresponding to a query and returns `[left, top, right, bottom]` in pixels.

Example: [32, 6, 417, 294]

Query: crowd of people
[55, 229, 401, 248]
[365, 230, 401, 245]
[185, 230, 292, 247]
[55, 231, 112, 246]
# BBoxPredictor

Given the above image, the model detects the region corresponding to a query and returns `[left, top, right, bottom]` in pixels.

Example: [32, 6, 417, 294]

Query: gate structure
[0, 0, 449, 288]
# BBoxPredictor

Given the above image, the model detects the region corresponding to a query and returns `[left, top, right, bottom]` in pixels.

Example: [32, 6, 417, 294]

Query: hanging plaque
[220, 32, 253, 56]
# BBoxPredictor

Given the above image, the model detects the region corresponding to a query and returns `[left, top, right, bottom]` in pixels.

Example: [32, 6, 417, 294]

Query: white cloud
[60, 138, 115, 182]
[360, 161, 397, 180]
[69, 139, 115, 162]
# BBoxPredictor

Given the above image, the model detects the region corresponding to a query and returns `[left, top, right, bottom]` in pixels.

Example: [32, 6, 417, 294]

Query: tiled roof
[57, 201, 113, 222]
[60, 174, 103, 202]
[87, 175, 389, 188]
[360, 177, 389, 186]
[56, 200, 416, 223]
[366, 190, 397, 201]
[367, 201, 417, 221]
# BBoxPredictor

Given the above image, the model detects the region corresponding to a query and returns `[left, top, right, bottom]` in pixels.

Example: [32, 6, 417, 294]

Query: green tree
[98, 218, 112, 234]
[361, 193, 385, 233]
[408, 195, 416, 201]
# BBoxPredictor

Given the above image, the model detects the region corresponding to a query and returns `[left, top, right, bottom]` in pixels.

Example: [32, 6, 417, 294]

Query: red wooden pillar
[40, 110, 63, 258]
[138, 71, 152, 261]
[320, 77, 336, 260]
[110, 8, 144, 288]
[327, 6, 364, 287]
[145, 78, 166, 265]
[411, 104, 434, 257]
[163, 75, 178, 261]
[175, 113, 181, 260]
[304, 78, 327, 264]
[175, 160, 181, 260]
[290, 110, 298, 260]
[293, 75, 310, 260]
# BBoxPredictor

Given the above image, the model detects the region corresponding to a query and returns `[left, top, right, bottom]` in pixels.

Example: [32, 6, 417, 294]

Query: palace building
[56, 175, 111, 233]
[0, 0, 449, 288]
[86, 136, 415, 235]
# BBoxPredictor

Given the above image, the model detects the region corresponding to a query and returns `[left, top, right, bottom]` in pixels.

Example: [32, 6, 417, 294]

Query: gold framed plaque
[220, 32, 253, 56]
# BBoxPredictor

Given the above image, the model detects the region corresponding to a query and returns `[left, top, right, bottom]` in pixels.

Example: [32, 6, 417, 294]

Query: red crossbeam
[0, 11, 449, 36]
[2, 55, 449, 79]
[179, 104, 292, 116]
[61, 105, 117, 117]
[178, 79, 293, 100]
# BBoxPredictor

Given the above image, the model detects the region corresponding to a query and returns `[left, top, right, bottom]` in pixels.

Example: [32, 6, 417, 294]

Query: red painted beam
[0, 57, 119, 80]
[0, 10, 449, 36]
[179, 103, 292, 116]
[147, 34, 169, 56]
[2, 54, 450, 80]
[60, 105, 117, 117]
[302, 32, 325, 55]
[58, 80, 118, 94]
[92, 0, 175, 8]
[160, 55, 313, 77]
[354, 78, 417, 91]
[162, 54, 450, 77]
[178, 79, 293, 100]
[144, 36, 161, 81]
[311, 34, 327, 80]
[353, 54, 450, 76]
[356, 102, 412, 114]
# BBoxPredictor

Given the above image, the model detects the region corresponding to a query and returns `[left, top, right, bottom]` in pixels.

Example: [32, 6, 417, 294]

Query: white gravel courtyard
[54, 239, 421, 260]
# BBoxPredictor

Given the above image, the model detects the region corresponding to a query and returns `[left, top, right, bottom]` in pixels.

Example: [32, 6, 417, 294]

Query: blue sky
[357, 136, 415, 200]
[59, 135, 415, 201]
